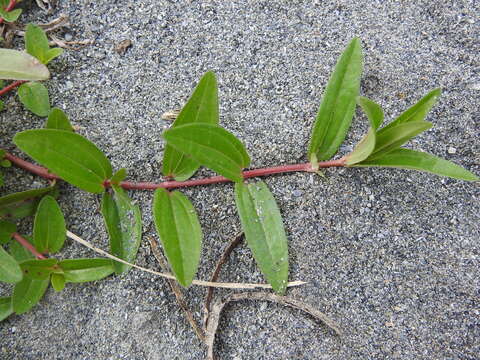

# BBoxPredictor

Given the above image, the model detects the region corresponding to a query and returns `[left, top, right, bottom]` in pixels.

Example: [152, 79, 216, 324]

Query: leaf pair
[25, 24, 64, 66]
[0, 0, 22, 23]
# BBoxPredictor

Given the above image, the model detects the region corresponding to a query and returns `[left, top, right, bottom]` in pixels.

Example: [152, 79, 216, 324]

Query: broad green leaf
[379, 88, 441, 133]
[110, 168, 127, 184]
[163, 123, 250, 183]
[20, 259, 58, 280]
[0, 220, 16, 244]
[0, 297, 13, 321]
[17, 82, 50, 116]
[9, 236, 34, 262]
[367, 121, 432, 160]
[162, 71, 219, 181]
[12, 277, 49, 314]
[0, 49, 50, 81]
[0, 8, 22, 22]
[25, 24, 49, 63]
[345, 97, 384, 165]
[59, 258, 115, 282]
[152, 188, 202, 287]
[308, 38, 363, 162]
[0, 186, 58, 221]
[33, 195, 66, 254]
[355, 148, 479, 181]
[101, 185, 142, 274]
[0, 245, 22, 283]
[46, 107, 73, 131]
[50, 273, 65, 291]
[234, 181, 289, 295]
[14, 129, 113, 193]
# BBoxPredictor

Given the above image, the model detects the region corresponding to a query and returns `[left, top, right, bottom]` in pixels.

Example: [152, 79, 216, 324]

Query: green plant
[1, 24, 478, 357]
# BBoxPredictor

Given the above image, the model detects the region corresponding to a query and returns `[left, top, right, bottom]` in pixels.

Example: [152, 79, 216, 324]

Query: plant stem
[0, 80, 25, 97]
[12, 232, 46, 260]
[4, 151, 346, 191]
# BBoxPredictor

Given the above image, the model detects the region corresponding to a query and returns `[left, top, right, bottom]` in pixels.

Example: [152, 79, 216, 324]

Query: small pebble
[64, 33, 73, 42]
[292, 189, 303, 197]
[447, 146, 457, 154]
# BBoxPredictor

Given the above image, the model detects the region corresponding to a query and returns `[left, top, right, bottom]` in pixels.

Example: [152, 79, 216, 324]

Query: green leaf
[345, 97, 384, 165]
[163, 123, 250, 183]
[234, 181, 289, 295]
[46, 107, 73, 131]
[0, 159, 11, 167]
[33, 195, 66, 254]
[50, 273, 65, 291]
[379, 88, 441, 133]
[0, 245, 23, 283]
[0, 100, 4, 112]
[0, 297, 13, 322]
[0, 49, 50, 81]
[14, 129, 113, 193]
[308, 38, 363, 162]
[0, 172, 3, 187]
[0, 186, 58, 221]
[367, 121, 432, 160]
[0, 8, 22, 22]
[43, 48, 63, 65]
[152, 188, 202, 287]
[12, 277, 49, 314]
[0, 220, 16, 244]
[101, 185, 142, 274]
[59, 258, 115, 282]
[162, 71, 219, 181]
[355, 148, 479, 181]
[20, 259, 58, 280]
[17, 82, 50, 116]
[110, 168, 127, 184]
[25, 24, 49, 62]
[9, 237, 34, 262]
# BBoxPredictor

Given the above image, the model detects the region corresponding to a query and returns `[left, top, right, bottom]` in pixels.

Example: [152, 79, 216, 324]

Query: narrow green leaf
[46, 107, 73, 131]
[50, 273, 65, 291]
[0, 245, 23, 283]
[367, 121, 432, 160]
[43, 48, 63, 65]
[152, 188, 202, 287]
[162, 71, 219, 181]
[0, 220, 16, 244]
[163, 123, 250, 183]
[110, 168, 127, 184]
[357, 96, 384, 130]
[355, 148, 479, 181]
[234, 181, 289, 295]
[20, 259, 58, 280]
[0, 49, 50, 81]
[33, 195, 66, 254]
[0, 297, 13, 321]
[0, 8, 22, 22]
[59, 258, 115, 282]
[14, 129, 113, 193]
[101, 185, 142, 274]
[0, 186, 58, 221]
[308, 38, 363, 162]
[25, 24, 50, 64]
[17, 82, 50, 116]
[379, 88, 441, 133]
[12, 277, 49, 314]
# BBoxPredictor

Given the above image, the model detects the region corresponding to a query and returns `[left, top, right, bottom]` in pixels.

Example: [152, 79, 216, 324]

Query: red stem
[0, 80, 25, 97]
[12, 232, 46, 260]
[0, 0, 17, 25]
[4, 151, 346, 191]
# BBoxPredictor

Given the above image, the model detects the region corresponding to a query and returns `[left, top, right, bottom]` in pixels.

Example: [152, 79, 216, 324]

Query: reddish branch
[0, 0, 17, 25]
[12, 232, 46, 259]
[4, 153, 59, 180]
[0, 80, 25, 97]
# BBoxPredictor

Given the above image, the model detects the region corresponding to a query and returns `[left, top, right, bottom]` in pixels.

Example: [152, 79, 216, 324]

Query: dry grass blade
[205, 291, 342, 360]
[35, 0, 56, 13]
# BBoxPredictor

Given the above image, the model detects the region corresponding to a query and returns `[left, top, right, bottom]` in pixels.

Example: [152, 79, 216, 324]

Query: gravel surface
[1, 1, 479, 359]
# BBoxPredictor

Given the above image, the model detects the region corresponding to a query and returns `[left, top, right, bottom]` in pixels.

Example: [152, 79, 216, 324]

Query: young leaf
[354, 148, 479, 181]
[0, 220, 16, 244]
[0, 245, 23, 283]
[110, 168, 127, 184]
[50, 273, 65, 291]
[46, 107, 73, 131]
[101, 185, 142, 274]
[0, 7, 22, 23]
[0, 186, 58, 221]
[308, 38, 363, 162]
[345, 97, 384, 165]
[33, 195, 66, 254]
[12, 277, 49, 314]
[17, 81, 51, 116]
[43, 48, 63, 65]
[59, 258, 115, 282]
[14, 129, 113, 193]
[379, 88, 441, 133]
[0, 49, 50, 81]
[163, 123, 250, 183]
[234, 181, 289, 295]
[152, 188, 202, 287]
[162, 71, 219, 181]
[25, 24, 50, 62]
[20, 259, 58, 280]
[0, 297, 13, 322]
